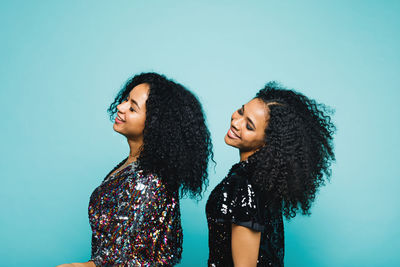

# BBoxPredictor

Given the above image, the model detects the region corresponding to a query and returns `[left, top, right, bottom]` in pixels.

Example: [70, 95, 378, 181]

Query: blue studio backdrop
[1, 1, 399, 266]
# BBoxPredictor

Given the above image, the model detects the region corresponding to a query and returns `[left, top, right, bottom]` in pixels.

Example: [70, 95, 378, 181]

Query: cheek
[127, 114, 146, 129]
[138, 114, 147, 131]
[243, 131, 265, 146]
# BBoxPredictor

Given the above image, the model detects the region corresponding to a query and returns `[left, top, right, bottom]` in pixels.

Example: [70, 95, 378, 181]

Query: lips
[115, 114, 125, 123]
[227, 127, 240, 139]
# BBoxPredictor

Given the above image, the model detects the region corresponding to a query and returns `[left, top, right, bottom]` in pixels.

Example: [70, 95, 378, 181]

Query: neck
[126, 138, 143, 163]
[239, 150, 252, 162]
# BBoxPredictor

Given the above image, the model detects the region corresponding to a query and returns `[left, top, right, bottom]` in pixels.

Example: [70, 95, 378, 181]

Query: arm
[56, 261, 96, 267]
[231, 224, 261, 267]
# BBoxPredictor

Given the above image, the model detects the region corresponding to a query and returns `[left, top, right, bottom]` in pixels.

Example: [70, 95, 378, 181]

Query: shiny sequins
[88, 160, 182, 266]
[206, 161, 284, 266]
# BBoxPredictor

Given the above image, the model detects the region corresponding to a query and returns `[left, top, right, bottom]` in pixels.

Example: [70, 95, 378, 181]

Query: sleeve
[92, 172, 181, 266]
[229, 174, 265, 232]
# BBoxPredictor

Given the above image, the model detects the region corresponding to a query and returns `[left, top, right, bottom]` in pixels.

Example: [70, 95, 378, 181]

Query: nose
[117, 101, 127, 113]
[116, 104, 123, 113]
[231, 120, 240, 131]
[231, 113, 240, 131]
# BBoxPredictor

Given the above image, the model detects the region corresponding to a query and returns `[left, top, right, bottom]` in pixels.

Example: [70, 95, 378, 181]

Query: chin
[224, 134, 230, 145]
[113, 124, 123, 134]
[224, 135, 237, 148]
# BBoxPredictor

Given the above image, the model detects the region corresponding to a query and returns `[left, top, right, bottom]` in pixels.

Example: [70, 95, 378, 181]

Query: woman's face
[113, 83, 149, 140]
[225, 98, 269, 159]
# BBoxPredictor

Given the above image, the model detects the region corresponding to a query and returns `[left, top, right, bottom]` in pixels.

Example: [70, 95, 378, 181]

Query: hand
[56, 261, 96, 267]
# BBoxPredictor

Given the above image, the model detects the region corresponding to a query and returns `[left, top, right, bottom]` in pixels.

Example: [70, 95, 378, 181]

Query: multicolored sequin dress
[206, 160, 284, 266]
[88, 159, 182, 266]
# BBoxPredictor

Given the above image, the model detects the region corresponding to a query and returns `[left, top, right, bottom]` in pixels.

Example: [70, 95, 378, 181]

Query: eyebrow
[131, 99, 140, 110]
[242, 105, 256, 129]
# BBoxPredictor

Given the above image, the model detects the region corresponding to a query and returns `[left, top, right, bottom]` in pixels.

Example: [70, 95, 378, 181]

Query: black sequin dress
[88, 159, 182, 266]
[206, 161, 284, 266]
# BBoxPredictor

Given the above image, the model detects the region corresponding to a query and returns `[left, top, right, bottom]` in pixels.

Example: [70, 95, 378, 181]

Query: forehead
[245, 98, 268, 118]
[129, 83, 150, 101]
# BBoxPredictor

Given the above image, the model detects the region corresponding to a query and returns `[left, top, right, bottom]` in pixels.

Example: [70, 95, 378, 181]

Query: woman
[59, 72, 213, 266]
[206, 82, 335, 266]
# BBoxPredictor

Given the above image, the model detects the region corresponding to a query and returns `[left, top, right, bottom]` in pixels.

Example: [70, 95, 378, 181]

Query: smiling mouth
[227, 127, 240, 139]
[115, 114, 125, 123]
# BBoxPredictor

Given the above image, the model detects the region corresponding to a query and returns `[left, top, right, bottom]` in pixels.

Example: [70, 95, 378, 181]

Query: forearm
[83, 261, 96, 267]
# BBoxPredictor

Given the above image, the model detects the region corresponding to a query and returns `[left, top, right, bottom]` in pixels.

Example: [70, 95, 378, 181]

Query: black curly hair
[108, 72, 213, 199]
[247, 81, 336, 219]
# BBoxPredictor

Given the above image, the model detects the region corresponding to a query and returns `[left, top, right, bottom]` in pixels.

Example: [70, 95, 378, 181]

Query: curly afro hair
[108, 72, 213, 199]
[247, 81, 336, 219]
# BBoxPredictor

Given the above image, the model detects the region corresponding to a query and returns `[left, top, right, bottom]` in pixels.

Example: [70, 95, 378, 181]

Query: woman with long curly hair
[58, 72, 213, 267]
[206, 82, 335, 266]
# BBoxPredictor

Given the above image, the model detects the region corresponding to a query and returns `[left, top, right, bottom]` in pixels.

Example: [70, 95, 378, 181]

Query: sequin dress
[88, 160, 182, 266]
[206, 161, 284, 266]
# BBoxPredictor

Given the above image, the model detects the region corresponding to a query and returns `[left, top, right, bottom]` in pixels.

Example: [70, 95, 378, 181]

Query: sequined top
[88, 160, 182, 266]
[206, 161, 284, 266]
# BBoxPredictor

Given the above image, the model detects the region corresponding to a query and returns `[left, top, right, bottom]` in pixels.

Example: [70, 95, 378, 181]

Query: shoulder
[210, 161, 260, 211]
[207, 161, 266, 231]
[131, 169, 176, 197]
[227, 161, 259, 191]
[128, 168, 161, 186]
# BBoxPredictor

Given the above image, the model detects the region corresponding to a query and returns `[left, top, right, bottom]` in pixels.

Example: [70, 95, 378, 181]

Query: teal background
[1, 1, 399, 266]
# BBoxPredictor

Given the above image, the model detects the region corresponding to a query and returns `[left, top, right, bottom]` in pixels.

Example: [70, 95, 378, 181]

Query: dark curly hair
[108, 72, 213, 199]
[247, 81, 336, 219]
